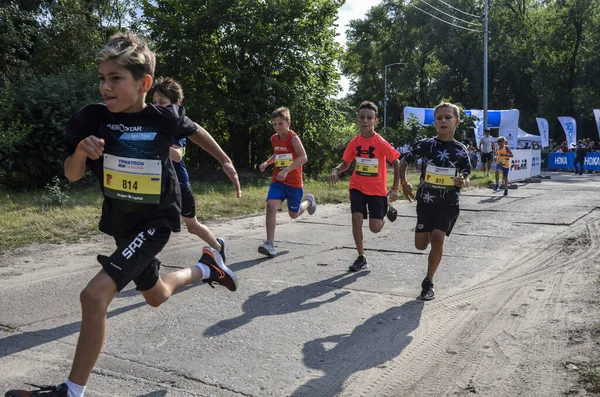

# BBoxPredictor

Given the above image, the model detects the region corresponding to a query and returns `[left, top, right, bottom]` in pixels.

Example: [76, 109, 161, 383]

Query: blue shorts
[266, 182, 304, 213]
[495, 164, 509, 177]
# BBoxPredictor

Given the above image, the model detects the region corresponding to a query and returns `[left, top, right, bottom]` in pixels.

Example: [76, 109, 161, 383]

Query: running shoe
[306, 193, 317, 215]
[493, 184, 499, 192]
[386, 204, 397, 222]
[216, 237, 226, 264]
[503, 189, 508, 196]
[200, 247, 238, 291]
[5, 383, 68, 397]
[258, 240, 276, 258]
[420, 278, 435, 300]
[349, 255, 368, 272]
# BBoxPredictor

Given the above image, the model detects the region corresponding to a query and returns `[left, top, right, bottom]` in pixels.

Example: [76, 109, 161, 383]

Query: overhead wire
[408, 1, 481, 32]
[432, 0, 481, 19]
[419, 0, 481, 26]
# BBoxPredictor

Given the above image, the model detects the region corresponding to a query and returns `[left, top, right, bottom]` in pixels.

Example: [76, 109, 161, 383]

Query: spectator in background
[574, 139, 587, 175]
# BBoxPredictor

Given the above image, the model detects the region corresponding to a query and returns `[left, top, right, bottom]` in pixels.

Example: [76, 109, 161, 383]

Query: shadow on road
[137, 390, 167, 397]
[203, 272, 369, 337]
[290, 299, 424, 397]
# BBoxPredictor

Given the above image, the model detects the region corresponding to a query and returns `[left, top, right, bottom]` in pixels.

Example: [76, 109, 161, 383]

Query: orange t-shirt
[342, 132, 399, 196]
[271, 130, 302, 188]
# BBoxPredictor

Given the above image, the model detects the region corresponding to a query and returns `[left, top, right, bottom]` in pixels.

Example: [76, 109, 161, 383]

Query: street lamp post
[384, 62, 405, 134]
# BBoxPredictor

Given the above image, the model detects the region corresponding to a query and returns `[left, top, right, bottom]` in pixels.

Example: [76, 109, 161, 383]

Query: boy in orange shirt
[258, 107, 317, 257]
[328, 101, 400, 271]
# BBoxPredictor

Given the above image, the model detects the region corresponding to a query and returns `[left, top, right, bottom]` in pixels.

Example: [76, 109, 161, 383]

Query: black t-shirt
[402, 138, 472, 206]
[64, 103, 196, 236]
[576, 144, 587, 158]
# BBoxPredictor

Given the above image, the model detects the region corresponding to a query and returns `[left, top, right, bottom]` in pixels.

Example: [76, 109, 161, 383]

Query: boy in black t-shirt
[399, 102, 471, 301]
[5, 32, 241, 397]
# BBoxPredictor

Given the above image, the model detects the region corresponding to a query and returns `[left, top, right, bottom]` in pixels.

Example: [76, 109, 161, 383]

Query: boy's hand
[328, 169, 339, 186]
[387, 188, 399, 202]
[77, 136, 104, 160]
[402, 182, 415, 203]
[276, 168, 289, 181]
[452, 175, 467, 188]
[259, 162, 268, 172]
[222, 162, 242, 198]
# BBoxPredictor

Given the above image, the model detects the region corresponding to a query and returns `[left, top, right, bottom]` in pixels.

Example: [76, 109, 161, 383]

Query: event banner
[508, 149, 533, 182]
[594, 109, 600, 141]
[499, 110, 520, 150]
[547, 152, 600, 171]
[470, 109, 484, 149]
[557, 116, 577, 148]
[536, 118, 550, 148]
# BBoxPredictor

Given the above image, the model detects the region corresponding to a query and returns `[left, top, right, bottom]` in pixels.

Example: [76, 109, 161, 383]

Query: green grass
[0, 170, 495, 253]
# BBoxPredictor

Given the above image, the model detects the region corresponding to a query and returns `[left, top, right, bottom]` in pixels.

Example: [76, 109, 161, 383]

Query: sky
[335, 0, 382, 97]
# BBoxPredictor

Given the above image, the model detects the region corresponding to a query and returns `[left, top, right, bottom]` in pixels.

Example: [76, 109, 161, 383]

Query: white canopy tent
[517, 128, 541, 143]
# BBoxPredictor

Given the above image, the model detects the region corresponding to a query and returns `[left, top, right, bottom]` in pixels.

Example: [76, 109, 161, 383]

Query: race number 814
[122, 180, 139, 191]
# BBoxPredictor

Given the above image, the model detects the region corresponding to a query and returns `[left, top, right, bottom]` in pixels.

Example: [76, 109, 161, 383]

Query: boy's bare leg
[369, 218, 384, 233]
[495, 170, 500, 186]
[141, 265, 203, 308]
[289, 199, 310, 219]
[503, 175, 509, 190]
[426, 230, 446, 280]
[265, 199, 281, 241]
[182, 216, 221, 252]
[352, 212, 365, 255]
[68, 270, 118, 386]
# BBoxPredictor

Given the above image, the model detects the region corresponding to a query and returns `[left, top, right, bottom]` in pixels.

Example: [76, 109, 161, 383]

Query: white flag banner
[536, 118, 550, 148]
[557, 116, 577, 149]
[470, 109, 484, 149]
[594, 109, 600, 141]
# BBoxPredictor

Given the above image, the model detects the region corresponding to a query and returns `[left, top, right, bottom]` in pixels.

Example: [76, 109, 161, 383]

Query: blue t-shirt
[172, 137, 190, 186]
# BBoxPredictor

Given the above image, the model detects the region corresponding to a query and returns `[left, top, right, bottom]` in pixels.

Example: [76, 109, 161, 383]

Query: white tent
[517, 128, 541, 142]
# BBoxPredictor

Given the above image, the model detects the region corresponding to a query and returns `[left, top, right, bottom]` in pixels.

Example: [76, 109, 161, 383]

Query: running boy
[328, 101, 400, 272]
[399, 102, 471, 300]
[5, 32, 240, 397]
[151, 77, 237, 262]
[257, 107, 317, 258]
[493, 136, 513, 196]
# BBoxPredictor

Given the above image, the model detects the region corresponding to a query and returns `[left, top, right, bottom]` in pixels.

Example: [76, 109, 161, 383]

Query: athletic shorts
[495, 164, 509, 177]
[180, 183, 196, 218]
[349, 189, 387, 220]
[266, 181, 304, 213]
[416, 202, 459, 236]
[481, 152, 493, 162]
[98, 227, 171, 292]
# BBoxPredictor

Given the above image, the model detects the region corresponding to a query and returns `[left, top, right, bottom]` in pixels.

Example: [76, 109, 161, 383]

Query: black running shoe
[200, 247, 238, 291]
[387, 204, 397, 222]
[349, 255, 368, 272]
[216, 237, 226, 264]
[5, 383, 68, 397]
[503, 189, 508, 196]
[420, 278, 435, 300]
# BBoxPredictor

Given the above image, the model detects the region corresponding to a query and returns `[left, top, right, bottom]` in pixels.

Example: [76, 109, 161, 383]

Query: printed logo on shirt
[356, 145, 376, 158]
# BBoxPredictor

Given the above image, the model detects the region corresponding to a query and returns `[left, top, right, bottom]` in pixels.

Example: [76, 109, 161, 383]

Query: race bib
[103, 154, 162, 204]
[424, 164, 456, 188]
[355, 157, 379, 177]
[275, 153, 293, 168]
[499, 158, 507, 166]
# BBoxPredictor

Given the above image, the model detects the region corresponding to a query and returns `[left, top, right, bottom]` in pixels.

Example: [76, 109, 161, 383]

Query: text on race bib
[424, 164, 456, 188]
[103, 154, 162, 204]
[355, 157, 379, 177]
[275, 153, 293, 168]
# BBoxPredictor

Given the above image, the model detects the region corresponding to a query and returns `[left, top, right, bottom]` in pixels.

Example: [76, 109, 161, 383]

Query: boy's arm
[64, 136, 104, 182]
[506, 147, 514, 157]
[328, 160, 351, 185]
[259, 154, 276, 172]
[187, 123, 242, 198]
[387, 158, 401, 202]
[170, 144, 183, 163]
[276, 135, 307, 181]
[398, 158, 415, 202]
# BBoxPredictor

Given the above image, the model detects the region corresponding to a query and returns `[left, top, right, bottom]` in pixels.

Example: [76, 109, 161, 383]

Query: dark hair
[150, 77, 184, 104]
[359, 101, 378, 115]
[271, 106, 291, 121]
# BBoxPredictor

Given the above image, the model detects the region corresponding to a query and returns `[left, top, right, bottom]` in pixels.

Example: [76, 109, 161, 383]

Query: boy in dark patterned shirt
[399, 102, 471, 300]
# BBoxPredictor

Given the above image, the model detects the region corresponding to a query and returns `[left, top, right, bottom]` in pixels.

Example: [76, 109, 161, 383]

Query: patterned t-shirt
[401, 137, 471, 206]
[64, 103, 196, 236]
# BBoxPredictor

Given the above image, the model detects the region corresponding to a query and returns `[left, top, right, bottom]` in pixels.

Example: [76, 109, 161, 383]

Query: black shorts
[98, 227, 171, 292]
[180, 183, 196, 218]
[416, 203, 459, 236]
[350, 189, 387, 220]
[481, 152, 493, 162]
